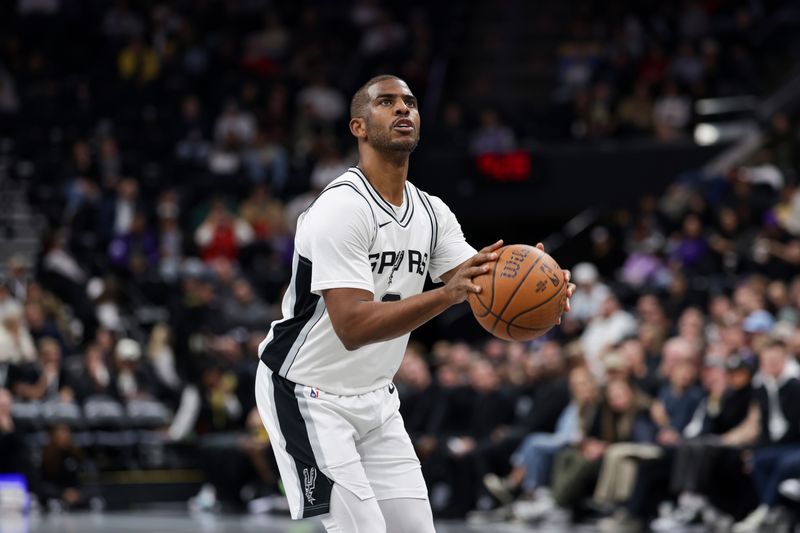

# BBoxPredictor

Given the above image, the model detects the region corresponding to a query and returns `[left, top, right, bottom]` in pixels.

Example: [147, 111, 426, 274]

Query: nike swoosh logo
[378, 221, 392, 228]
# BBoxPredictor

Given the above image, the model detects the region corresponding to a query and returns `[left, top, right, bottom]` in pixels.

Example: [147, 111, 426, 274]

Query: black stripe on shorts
[271, 371, 333, 518]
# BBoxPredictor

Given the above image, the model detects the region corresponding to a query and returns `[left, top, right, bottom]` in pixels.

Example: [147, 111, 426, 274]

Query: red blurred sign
[475, 151, 532, 182]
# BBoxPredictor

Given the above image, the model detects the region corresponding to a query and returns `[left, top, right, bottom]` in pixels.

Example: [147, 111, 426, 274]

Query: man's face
[760, 345, 787, 379]
[362, 79, 420, 153]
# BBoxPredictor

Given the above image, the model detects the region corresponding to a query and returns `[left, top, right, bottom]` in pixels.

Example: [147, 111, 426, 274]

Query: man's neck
[358, 151, 409, 206]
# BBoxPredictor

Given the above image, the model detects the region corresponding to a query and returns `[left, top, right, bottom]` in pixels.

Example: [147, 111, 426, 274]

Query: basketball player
[255, 75, 574, 532]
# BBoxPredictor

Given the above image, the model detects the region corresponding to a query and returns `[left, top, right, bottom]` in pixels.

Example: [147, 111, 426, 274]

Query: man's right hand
[442, 240, 504, 305]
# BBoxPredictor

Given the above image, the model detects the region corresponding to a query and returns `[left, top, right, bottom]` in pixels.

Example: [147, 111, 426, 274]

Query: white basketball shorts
[254, 362, 429, 519]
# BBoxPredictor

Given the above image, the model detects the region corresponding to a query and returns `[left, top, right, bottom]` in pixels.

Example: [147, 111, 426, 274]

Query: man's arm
[323, 241, 503, 351]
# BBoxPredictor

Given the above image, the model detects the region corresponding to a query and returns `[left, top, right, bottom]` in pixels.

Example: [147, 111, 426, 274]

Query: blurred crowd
[551, 0, 798, 142]
[386, 112, 800, 529]
[1, 0, 800, 530]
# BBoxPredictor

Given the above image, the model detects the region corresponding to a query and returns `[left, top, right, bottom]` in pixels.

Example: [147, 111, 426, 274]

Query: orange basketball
[468, 244, 567, 341]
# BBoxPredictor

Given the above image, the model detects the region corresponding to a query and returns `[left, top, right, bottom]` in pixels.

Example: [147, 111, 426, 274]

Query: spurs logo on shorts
[304, 467, 317, 504]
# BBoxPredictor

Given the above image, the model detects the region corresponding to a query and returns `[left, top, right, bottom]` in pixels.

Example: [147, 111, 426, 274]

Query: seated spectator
[483, 365, 599, 508]
[395, 349, 444, 461]
[581, 293, 638, 378]
[653, 80, 691, 141]
[238, 185, 285, 242]
[642, 353, 756, 531]
[117, 37, 159, 85]
[0, 388, 33, 482]
[189, 407, 278, 512]
[309, 141, 351, 190]
[541, 379, 653, 521]
[39, 424, 98, 510]
[220, 279, 274, 332]
[669, 214, 712, 275]
[10, 337, 73, 403]
[194, 198, 255, 263]
[616, 81, 654, 136]
[590, 358, 701, 519]
[732, 339, 800, 532]
[108, 210, 159, 278]
[71, 343, 118, 403]
[470, 110, 516, 156]
[650, 358, 704, 447]
[113, 338, 161, 403]
[436, 359, 517, 517]
[146, 323, 181, 395]
[0, 305, 36, 365]
[296, 75, 347, 124]
[194, 358, 244, 436]
[564, 262, 611, 328]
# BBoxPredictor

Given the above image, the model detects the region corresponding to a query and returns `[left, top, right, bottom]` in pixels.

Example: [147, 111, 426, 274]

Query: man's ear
[349, 117, 366, 139]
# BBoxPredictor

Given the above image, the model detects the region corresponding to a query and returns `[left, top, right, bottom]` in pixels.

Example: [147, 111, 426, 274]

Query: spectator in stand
[174, 94, 211, 164]
[581, 293, 638, 379]
[438, 359, 517, 516]
[39, 424, 97, 510]
[564, 262, 611, 329]
[766, 112, 798, 183]
[619, 337, 661, 397]
[669, 43, 705, 86]
[220, 278, 274, 333]
[156, 191, 184, 283]
[108, 210, 159, 278]
[238, 184, 285, 242]
[243, 130, 290, 191]
[194, 198, 255, 263]
[71, 343, 118, 403]
[10, 338, 72, 402]
[670, 213, 712, 275]
[395, 350, 445, 467]
[653, 80, 691, 142]
[146, 323, 181, 396]
[0, 388, 35, 500]
[649, 358, 704, 448]
[616, 81, 654, 137]
[309, 140, 352, 190]
[99, 178, 142, 247]
[113, 338, 160, 403]
[6, 255, 32, 303]
[483, 365, 599, 511]
[117, 37, 160, 86]
[732, 339, 800, 532]
[470, 110, 516, 156]
[540, 378, 654, 522]
[638, 353, 757, 531]
[214, 100, 257, 149]
[296, 75, 347, 124]
[0, 304, 37, 365]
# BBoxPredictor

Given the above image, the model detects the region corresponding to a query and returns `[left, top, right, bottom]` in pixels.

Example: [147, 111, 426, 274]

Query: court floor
[2, 510, 714, 533]
[2, 510, 622, 533]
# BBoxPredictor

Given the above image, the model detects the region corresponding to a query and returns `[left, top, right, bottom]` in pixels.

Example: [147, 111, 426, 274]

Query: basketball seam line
[506, 276, 568, 325]
[490, 250, 544, 331]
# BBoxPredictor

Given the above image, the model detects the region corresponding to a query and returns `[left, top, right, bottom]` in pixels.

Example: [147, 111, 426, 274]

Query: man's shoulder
[311, 171, 375, 213]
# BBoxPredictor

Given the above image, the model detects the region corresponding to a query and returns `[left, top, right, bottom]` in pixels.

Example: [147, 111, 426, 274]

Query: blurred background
[2, 0, 800, 532]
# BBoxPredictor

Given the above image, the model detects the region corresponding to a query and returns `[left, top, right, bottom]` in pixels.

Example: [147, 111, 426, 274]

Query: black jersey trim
[260, 255, 320, 372]
[348, 168, 415, 228]
[415, 188, 436, 258]
[270, 371, 333, 518]
[418, 190, 439, 253]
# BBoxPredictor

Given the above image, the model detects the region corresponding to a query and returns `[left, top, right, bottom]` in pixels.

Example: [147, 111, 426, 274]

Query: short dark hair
[350, 74, 402, 119]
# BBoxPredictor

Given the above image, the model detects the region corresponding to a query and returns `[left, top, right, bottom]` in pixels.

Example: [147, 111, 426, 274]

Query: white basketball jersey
[258, 167, 476, 395]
